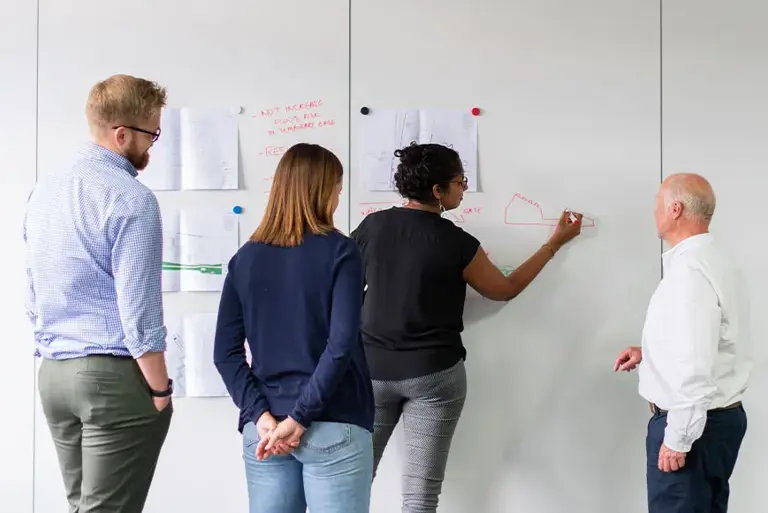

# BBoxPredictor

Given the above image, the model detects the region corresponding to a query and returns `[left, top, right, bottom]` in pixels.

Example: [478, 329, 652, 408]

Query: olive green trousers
[38, 355, 172, 513]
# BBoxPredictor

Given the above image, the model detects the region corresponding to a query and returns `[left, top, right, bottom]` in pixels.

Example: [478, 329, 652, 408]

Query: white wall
[662, 1, 768, 510]
[1, 0, 764, 512]
[0, 1, 37, 510]
[351, 2, 660, 512]
[32, 1, 349, 511]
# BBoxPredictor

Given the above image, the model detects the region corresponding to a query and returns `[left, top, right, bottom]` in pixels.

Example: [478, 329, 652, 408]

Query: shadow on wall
[463, 291, 506, 325]
[442, 293, 649, 512]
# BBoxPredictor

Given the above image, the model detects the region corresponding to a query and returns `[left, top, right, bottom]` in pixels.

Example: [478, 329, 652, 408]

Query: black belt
[650, 401, 742, 415]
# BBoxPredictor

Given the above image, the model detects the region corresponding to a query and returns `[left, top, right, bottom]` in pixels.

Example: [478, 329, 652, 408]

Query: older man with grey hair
[614, 173, 750, 513]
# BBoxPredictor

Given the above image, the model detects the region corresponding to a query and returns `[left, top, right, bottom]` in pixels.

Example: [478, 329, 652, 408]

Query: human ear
[670, 201, 684, 219]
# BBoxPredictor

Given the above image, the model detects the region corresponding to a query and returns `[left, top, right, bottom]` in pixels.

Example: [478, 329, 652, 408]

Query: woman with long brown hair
[214, 143, 374, 513]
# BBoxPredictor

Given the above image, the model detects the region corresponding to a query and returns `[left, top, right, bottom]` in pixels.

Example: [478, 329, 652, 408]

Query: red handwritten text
[358, 201, 404, 217]
[285, 100, 323, 112]
[258, 146, 287, 157]
[255, 99, 336, 139]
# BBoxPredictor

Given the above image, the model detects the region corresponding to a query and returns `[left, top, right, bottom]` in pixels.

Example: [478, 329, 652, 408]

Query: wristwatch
[149, 379, 174, 398]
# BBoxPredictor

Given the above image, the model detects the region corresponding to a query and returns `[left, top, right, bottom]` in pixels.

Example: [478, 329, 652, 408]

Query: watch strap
[149, 379, 174, 398]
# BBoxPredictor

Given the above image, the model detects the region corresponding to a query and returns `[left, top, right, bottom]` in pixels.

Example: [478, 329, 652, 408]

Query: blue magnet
[232, 205, 243, 214]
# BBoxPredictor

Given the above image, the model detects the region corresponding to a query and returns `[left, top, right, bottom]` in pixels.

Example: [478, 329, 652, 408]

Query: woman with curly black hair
[350, 142, 583, 512]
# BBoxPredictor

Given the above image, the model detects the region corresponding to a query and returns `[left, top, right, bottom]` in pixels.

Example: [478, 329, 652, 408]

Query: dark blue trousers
[646, 405, 747, 513]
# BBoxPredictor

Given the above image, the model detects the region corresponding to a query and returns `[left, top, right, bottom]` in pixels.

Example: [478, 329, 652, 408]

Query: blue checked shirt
[23, 143, 167, 359]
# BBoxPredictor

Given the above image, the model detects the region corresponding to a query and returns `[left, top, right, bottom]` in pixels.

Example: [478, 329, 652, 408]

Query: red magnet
[471, 107, 481, 116]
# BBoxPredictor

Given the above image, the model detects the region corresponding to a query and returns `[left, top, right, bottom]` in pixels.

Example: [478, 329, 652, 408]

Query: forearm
[291, 243, 363, 428]
[505, 242, 558, 298]
[214, 356, 270, 421]
[136, 351, 170, 391]
[291, 350, 350, 428]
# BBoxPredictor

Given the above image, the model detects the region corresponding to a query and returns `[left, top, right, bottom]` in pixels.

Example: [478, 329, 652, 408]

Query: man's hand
[614, 346, 642, 372]
[152, 396, 171, 412]
[658, 444, 686, 472]
[254, 412, 299, 460]
[258, 417, 306, 460]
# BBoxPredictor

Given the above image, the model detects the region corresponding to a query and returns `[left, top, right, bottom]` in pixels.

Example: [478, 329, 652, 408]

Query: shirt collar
[80, 142, 138, 177]
[662, 233, 713, 271]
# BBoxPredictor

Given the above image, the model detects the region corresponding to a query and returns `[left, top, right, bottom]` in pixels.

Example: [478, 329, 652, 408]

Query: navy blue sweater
[213, 230, 374, 433]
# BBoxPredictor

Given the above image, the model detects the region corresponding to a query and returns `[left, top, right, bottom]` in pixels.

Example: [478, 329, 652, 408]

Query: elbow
[212, 340, 247, 370]
[124, 331, 166, 359]
[485, 291, 517, 302]
[485, 283, 521, 302]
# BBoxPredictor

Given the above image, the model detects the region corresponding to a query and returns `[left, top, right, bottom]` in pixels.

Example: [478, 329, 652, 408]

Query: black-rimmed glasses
[113, 125, 161, 143]
[450, 176, 469, 190]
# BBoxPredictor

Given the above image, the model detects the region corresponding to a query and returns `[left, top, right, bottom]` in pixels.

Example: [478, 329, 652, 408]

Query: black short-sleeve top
[350, 207, 481, 380]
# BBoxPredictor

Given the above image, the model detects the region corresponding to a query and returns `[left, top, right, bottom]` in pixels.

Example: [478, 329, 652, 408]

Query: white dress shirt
[638, 233, 750, 453]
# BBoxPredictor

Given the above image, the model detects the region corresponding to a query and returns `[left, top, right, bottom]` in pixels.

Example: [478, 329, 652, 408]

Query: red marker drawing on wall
[504, 193, 594, 227]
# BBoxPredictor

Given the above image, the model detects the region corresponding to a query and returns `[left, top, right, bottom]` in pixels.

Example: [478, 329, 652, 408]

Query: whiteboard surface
[0, 1, 36, 510]
[663, 2, 768, 511]
[351, 1, 660, 512]
[33, 1, 349, 512]
[3, 0, 761, 512]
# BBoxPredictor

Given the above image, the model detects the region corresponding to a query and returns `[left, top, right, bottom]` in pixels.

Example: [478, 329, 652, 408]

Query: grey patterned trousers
[371, 360, 467, 513]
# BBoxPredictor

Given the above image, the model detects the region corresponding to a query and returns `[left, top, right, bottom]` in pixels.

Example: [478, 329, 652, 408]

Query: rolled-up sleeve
[662, 265, 721, 453]
[22, 211, 37, 327]
[110, 192, 167, 357]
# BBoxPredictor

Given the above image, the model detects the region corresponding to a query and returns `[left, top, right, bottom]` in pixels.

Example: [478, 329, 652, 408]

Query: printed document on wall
[184, 313, 228, 398]
[360, 108, 478, 192]
[139, 106, 239, 190]
[160, 209, 240, 292]
[180, 108, 239, 189]
[163, 313, 250, 400]
[139, 108, 182, 190]
[160, 207, 181, 292]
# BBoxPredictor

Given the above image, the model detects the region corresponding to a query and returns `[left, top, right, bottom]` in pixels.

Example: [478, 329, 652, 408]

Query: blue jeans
[242, 420, 373, 513]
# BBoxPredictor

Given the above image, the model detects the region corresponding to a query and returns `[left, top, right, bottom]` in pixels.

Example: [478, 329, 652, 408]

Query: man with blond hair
[24, 74, 173, 512]
[615, 173, 750, 513]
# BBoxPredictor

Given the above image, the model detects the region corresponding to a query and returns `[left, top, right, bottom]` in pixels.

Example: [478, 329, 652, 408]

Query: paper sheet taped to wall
[139, 107, 239, 190]
[160, 208, 240, 292]
[165, 313, 252, 399]
[360, 108, 478, 192]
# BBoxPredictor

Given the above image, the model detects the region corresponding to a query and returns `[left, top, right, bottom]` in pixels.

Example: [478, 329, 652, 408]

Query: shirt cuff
[248, 403, 270, 425]
[663, 430, 694, 453]
[124, 326, 167, 358]
[289, 409, 312, 430]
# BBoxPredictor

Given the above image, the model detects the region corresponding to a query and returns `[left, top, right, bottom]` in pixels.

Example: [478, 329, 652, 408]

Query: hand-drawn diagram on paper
[161, 209, 240, 292]
[164, 314, 229, 399]
[164, 316, 186, 397]
[184, 313, 229, 397]
[504, 193, 595, 228]
[361, 108, 478, 192]
[139, 106, 239, 190]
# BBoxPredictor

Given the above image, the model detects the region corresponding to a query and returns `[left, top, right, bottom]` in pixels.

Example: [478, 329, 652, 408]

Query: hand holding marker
[565, 208, 579, 224]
